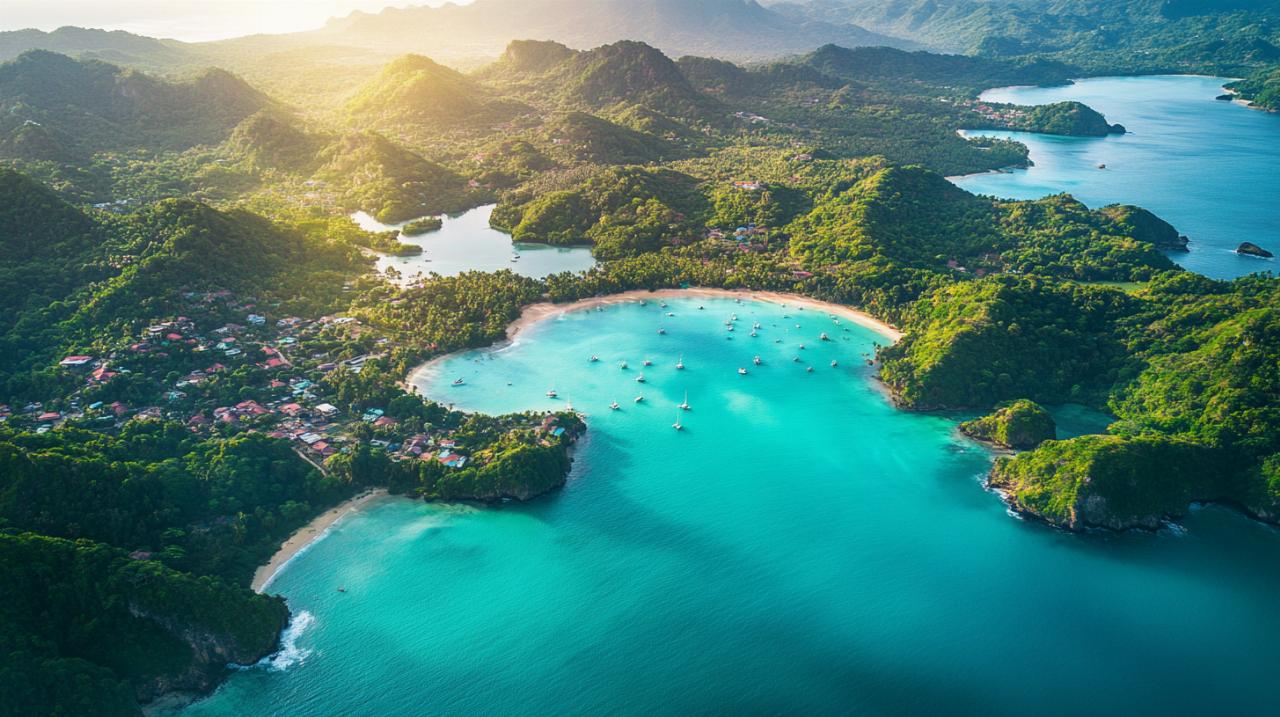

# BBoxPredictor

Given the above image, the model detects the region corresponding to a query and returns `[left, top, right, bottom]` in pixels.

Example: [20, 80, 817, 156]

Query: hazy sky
[3, 1, 473, 42]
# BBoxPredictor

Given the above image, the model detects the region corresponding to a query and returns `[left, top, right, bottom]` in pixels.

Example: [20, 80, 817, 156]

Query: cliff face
[130, 601, 289, 704]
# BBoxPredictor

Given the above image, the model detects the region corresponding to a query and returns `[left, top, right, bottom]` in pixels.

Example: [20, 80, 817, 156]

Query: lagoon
[953, 75, 1280, 280]
[356, 204, 597, 281]
[178, 296, 1280, 716]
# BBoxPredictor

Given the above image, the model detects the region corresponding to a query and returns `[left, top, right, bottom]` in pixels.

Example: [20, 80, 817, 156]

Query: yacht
[676, 356, 685, 370]
[643, 359, 652, 367]
[620, 361, 628, 369]
[821, 333, 830, 341]
[807, 366, 815, 373]
[750, 331, 757, 337]
[589, 355, 599, 362]
[546, 389, 558, 398]
[738, 367, 748, 375]
[658, 328, 667, 335]
[679, 391, 691, 411]
[753, 356, 762, 366]
[610, 400, 620, 410]
[635, 395, 645, 403]
[673, 412, 683, 431]
[452, 378, 465, 386]
[830, 360, 838, 368]
[636, 374, 646, 383]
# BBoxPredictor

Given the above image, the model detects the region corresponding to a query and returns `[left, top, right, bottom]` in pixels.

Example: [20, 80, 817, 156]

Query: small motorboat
[667, 312, 675, 317]
[643, 359, 652, 367]
[738, 367, 748, 375]
[635, 395, 645, 403]
[753, 322, 761, 330]
[1097, 163, 1107, 170]
[620, 361, 628, 369]
[636, 374, 646, 383]
[750, 331, 757, 337]
[452, 378, 465, 386]
[807, 366, 814, 373]
[546, 389, 558, 398]
[793, 356, 801, 363]
[753, 356, 762, 366]
[799, 344, 806, 350]
[820, 333, 830, 341]
[589, 355, 599, 362]
[338, 587, 346, 593]
[830, 360, 838, 368]
[660, 302, 667, 308]
[658, 328, 667, 335]
[610, 400, 621, 410]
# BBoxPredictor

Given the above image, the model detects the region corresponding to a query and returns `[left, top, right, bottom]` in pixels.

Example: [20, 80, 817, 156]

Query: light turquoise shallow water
[357, 205, 597, 281]
[953, 75, 1280, 280]
[180, 297, 1280, 716]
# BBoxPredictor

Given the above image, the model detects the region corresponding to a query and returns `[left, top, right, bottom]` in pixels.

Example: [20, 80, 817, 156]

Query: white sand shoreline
[405, 288, 902, 391]
[252, 489, 391, 593]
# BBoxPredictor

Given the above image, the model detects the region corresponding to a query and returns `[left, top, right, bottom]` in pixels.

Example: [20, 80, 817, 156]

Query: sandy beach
[253, 489, 390, 592]
[405, 288, 901, 390]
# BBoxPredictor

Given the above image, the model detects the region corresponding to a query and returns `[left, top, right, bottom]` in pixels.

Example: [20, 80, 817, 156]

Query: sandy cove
[252, 489, 391, 593]
[406, 288, 902, 390]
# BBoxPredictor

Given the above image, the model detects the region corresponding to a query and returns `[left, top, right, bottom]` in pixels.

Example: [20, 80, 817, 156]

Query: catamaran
[676, 355, 685, 370]
[679, 391, 691, 411]
[673, 411, 683, 431]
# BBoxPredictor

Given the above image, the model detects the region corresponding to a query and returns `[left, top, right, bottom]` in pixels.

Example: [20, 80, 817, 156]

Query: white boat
[636, 374, 646, 383]
[676, 356, 685, 370]
[566, 398, 575, 411]
[753, 322, 761, 330]
[830, 360, 838, 367]
[821, 333, 830, 341]
[666, 312, 675, 317]
[799, 344, 806, 350]
[610, 400, 620, 410]
[731, 313, 738, 321]
[546, 389, 557, 398]
[452, 378, 465, 386]
[640, 300, 647, 306]
[726, 325, 735, 332]
[738, 367, 748, 375]
[679, 391, 691, 411]
[673, 411, 683, 431]
[635, 395, 644, 403]
[643, 360, 652, 366]
[753, 356, 762, 366]
[589, 355, 599, 362]
[658, 328, 667, 335]
[750, 331, 757, 337]
[660, 302, 667, 308]
[620, 361, 628, 369]
[793, 356, 801, 363]
[807, 366, 814, 373]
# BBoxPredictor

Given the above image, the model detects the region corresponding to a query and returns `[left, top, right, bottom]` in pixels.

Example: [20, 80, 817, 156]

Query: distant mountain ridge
[314, 0, 913, 59]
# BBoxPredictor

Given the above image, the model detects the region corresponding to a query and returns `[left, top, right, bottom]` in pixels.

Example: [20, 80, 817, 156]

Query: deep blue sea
[953, 75, 1280, 280]
[176, 296, 1280, 716]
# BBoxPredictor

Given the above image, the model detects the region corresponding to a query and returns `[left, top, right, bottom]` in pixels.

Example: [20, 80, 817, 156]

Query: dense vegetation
[1228, 63, 1280, 109]
[959, 399, 1057, 449]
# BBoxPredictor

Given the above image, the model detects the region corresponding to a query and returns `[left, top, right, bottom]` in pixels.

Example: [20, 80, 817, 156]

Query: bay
[952, 75, 1280, 280]
[178, 297, 1280, 716]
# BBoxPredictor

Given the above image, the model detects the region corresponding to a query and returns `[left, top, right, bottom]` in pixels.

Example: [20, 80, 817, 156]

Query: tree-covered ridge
[1228, 63, 1280, 109]
[0, 532, 289, 717]
[345, 53, 529, 134]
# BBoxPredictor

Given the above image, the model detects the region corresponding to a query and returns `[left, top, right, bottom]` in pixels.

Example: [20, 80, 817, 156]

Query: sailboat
[753, 356, 762, 366]
[679, 391, 691, 411]
[676, 355, 685, 370]
[673, 410, 683, 431]
[636, 374, 646, 383]
[566, 397, 575, 412]
[546, 389, 558, 398]
[610, 400, 621, 410]
[620, 361, 628, 369]
[589, 355, 599, 362]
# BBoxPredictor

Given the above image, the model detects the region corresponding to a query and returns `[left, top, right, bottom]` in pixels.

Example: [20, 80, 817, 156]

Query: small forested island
[959, 400, 1056, 449]
[2, 5, 1280, 710]
[402, 216, 444, 235]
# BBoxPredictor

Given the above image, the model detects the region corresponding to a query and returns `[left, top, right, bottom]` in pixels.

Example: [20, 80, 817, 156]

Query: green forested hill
[346, 54, 529, 133]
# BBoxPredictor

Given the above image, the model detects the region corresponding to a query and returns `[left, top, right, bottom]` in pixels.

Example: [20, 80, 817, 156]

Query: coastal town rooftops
[59, 355, 94, 367]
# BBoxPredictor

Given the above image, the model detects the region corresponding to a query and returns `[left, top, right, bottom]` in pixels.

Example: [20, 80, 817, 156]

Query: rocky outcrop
[1237, 241, 1274, 258]
[959, 399, 1056, 449]
[1099, 204, 1189, 251]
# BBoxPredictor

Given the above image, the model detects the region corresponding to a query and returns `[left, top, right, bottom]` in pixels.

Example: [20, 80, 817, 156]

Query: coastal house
[59, 355, 94, 368]
[315, 403, 340, 419]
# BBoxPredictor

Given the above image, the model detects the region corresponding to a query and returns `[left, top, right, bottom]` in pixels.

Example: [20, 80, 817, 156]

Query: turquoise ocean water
[179, 297, 1280, 716]
[953, 75, 1280, 280]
